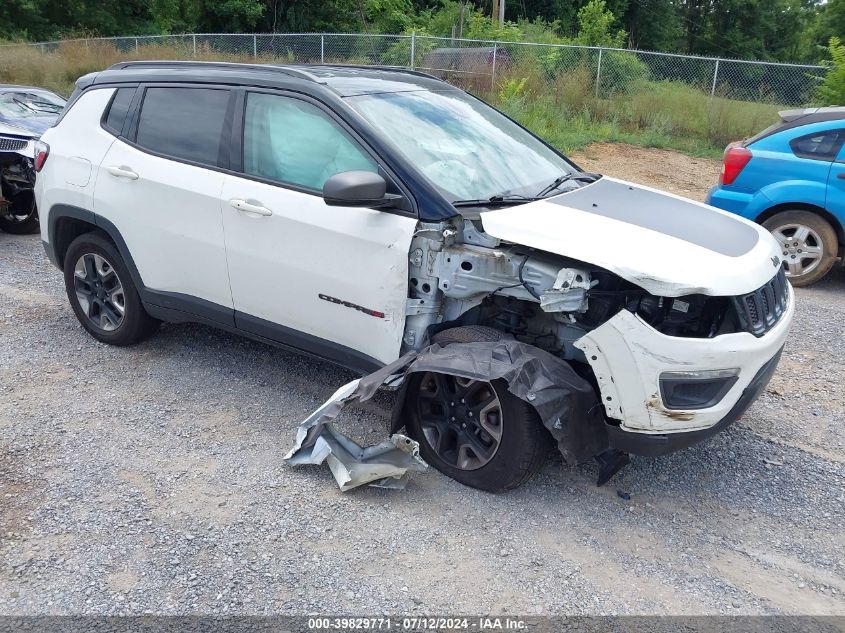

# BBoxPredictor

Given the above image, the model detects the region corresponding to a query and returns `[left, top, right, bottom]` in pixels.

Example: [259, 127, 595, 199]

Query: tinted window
[789, 130, 845, 161]
[136, 87, 230, 165]
[103, 87, 135, 135]
[243, 93, 376, 191]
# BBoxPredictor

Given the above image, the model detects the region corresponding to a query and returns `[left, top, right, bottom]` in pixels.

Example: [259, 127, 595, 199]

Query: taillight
[720, 143, 752, 185]
[34, 140, 49, 172]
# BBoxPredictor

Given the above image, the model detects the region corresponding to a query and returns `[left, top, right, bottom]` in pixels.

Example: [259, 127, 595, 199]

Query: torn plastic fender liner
[285, 340, 607, 490]
[389, 340, 608, 465]
[283, 378, 428, 491]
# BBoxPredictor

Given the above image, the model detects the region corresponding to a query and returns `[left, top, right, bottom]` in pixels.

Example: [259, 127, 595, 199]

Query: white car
[0, 84, 66, 233]
[36, 62, 793, 491]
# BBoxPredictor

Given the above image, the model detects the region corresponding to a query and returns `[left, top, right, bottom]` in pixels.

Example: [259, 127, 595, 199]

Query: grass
[487, 70, 782, 158]
[0, 39, 786, 158]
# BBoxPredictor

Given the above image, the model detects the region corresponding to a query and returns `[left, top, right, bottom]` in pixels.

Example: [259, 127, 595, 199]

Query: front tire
[763, 210, 838, 286]
[404, 326, 551, 492]
[63, 232, 159, 345]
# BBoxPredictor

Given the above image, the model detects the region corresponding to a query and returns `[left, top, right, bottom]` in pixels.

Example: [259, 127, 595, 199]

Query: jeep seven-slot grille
[0, 137, 28, 152]
[733, 268, 789, 337]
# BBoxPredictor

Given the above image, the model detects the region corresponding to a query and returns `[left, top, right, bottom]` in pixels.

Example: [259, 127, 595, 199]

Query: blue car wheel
[762, 209, 838, 286]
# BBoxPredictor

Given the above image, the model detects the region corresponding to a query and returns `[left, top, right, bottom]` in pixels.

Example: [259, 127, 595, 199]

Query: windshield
[0, 90, 66, 119]
[345, 89, 575, 202]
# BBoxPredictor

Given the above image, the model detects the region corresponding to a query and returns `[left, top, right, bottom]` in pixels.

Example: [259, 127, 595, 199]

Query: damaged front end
[0, 87, 65, 234]
[397, 205, 791, 470]
[289, 178, 793, 491]
[288, 209, 793, 490]
[0, 127, 40, 234]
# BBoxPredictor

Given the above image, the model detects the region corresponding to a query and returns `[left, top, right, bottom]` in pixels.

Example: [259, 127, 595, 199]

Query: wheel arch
[50, 212, 98, 271]
[755, 202, 844, 258]
[47, 204, 147, 288]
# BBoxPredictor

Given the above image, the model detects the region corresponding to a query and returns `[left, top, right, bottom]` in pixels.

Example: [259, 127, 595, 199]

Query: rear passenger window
[102, 87, 135, 135]
[789, 130, 845, 161]
[135, 87, 230, 166]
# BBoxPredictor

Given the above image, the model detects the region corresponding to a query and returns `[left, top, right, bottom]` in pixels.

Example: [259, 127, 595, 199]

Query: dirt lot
[1, 143, 844, 616]
[571, 142, 722, 201]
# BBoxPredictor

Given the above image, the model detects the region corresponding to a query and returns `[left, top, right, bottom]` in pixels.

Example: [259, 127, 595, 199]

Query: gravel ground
[1, 144, 844, 616]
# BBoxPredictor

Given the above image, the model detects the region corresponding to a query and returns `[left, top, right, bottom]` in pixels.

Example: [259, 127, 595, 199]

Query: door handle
[837, 173, 845, 180]
[104, 165, 139, 180]
[229, 198, 272, 217]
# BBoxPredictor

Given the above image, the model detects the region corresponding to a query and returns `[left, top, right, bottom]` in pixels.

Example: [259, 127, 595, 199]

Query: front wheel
[404, 326, 551, 492]
[763, 210, 838, 286]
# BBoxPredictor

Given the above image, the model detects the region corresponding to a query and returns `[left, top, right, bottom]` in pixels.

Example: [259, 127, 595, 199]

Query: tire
[431, 324, 511, 344]
[63, 231, 159, 346]
[405, 326, 551, 492]
[763, 210, 838, 287]
[0, 194, 39, 234]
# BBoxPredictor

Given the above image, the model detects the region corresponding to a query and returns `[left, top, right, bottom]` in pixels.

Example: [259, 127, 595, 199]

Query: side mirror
[323, 171, 402, 208]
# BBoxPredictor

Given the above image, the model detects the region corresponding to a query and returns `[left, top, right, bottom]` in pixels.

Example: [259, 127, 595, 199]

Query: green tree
[817, 36, 845, 105]
[362, 0, 414, 33]
[622, 0, 681, 51]
[193, 0, 265, 32]
[150, 0, 194, 33]
[575, 0, 626, 47]
[674, 0, 817, 61]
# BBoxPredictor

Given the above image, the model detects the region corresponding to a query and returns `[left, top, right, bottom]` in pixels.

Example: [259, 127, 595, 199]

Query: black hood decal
[547, 178, 759, 257]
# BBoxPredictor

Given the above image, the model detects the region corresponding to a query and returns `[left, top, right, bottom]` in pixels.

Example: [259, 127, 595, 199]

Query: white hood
[480, 176, 782, 297]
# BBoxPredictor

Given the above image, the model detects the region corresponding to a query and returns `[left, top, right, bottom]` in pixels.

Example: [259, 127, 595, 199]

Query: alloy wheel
[770, 223, 824, 278]
[415, 372, 503, 471]
[73, 253, 126, 331]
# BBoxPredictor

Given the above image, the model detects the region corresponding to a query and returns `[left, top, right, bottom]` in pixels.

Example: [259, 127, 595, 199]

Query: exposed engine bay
[403, 218, 748, 365]
[0, 151, 37, 233]
[0, 85, 66, 233]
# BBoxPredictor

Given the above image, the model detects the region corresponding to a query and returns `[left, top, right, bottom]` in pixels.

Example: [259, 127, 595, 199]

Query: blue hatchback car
[707, 106, 845, 286]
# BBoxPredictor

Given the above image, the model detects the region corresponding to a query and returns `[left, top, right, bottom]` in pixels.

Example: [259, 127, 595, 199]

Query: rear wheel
[63, 232, 159, 345]
[763, 210, 838, 286]
[404, 326, 551, 492]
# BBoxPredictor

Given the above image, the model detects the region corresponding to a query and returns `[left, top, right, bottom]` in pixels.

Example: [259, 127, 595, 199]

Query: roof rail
[105, 60, 320, 82]
[105, 60, 440, 83]
[305, 63, 442, 82]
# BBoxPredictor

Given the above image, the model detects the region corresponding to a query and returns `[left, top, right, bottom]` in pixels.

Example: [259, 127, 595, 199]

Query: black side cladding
[380, 340, 608, 465]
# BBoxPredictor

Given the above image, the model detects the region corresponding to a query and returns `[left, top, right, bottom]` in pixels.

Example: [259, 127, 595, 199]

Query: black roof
[89, 61, 451, 97]
[745, 105, 845, 146]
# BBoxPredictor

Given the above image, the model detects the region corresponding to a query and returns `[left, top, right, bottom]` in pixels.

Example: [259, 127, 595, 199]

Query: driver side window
[243, 93, 377, 191]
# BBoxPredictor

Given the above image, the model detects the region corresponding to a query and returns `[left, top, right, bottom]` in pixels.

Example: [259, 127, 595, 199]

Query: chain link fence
[4, 32, 825, 107]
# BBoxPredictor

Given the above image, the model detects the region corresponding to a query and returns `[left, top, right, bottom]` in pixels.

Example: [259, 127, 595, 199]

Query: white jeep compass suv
[36, 61, 793, 491]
